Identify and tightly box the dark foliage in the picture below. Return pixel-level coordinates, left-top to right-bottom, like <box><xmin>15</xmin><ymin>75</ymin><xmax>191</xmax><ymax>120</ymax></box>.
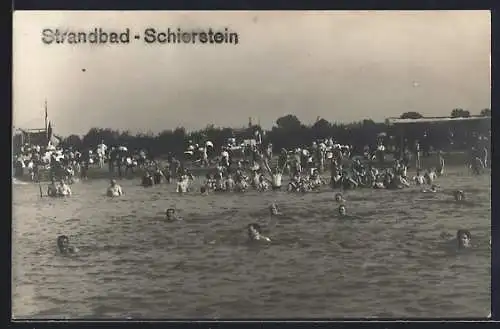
<box><xmin>32</xmin><ymin>110</ymin><xmax>491</xmax><ymax>158</ymax></box>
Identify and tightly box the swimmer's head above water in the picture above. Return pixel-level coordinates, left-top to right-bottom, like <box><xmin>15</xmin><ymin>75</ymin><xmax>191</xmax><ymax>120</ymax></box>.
<box><xmin>338</xmin><ymin>204</ymin><xmax>347</xmax><ymax>216</ymax></box>
<box><xmin>269</xmin><ymin>203</ymin><xmax>280</xmax><ymax>216</ymax></box>
<box><xmin>57</xmin><ymin>235</ymin><xmax>77</xmax><ymax>254</ymax></box>
<box><xmin>334</xmin><ymin>192</ymin><xmax>344</xmax><ymax>202</ymax></box>
<box><xmin>110</xmin><ymin>179</ymin><xmax>117</xmax><ymax>187</ymax></box>
<box><xmin>57</xmin><ymin>235</ymin><xmax>69</xmax><ymax>253</ymax></box>
<box><xmin>247</xmin><ymin>223</ymin><xmax>270</xmax><ymax>242</ymax></box>
<box><xmin>454</xmin><ymin>190</ymin><xmax>465</xmax><ymax>202</ymax></box>
<box><xmin>456</xmin><ymin>229</ymin><xmax>471</xmax><ymax>249</ymax></box>
<box><xmin>165</xmin><ymin>208</ymin><xmax>176</xmax><ymax>221</ymax></box>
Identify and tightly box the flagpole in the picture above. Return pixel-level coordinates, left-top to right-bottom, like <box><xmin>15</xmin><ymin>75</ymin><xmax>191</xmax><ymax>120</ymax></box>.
<box><xmin>44</xmin><ymin>99</ymin><xmax>48</xmax><ymax>139</ymax></box>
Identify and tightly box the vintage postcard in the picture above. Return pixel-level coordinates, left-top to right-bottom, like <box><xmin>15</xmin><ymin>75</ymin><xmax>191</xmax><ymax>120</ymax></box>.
<box><xmin>12</xmin><ymin>10</ymin><xmax>491</xmax><ymax>319</ymax></box>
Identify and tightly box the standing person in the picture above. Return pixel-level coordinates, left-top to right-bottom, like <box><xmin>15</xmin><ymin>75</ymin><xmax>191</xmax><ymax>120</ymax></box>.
<box><xmin>479</xmin><ymin>135</ymin><xmax>489</xmax><ymax>168</ymax></box>
<box><xmin>264</xmin><ymin>157</ymin><xmax>283</xmax><ymax>191</ymax></box>
<box><xmin>415</xmin><ymin>140</ymin><xmax>421</xmax><ymax>170</ymax></box>
<box><xmin>81</xmin><ymin>148</ymin><xmax>91</xmax><ymax>180</ymax></box>
<box><xmin>97</xmin><ymin>140</ymin><xmax>107</xmax><ymax>168</ymax></box>
<box><xmin>266</xmin><ymin>143</ymin><xmax>273</xmax><ymax>160</ymax></box>
<box><xmin>376</xmin><ymin>142</ymin><xmax>385</xmax><ymax>164</ymax></box>
<box><xmin>402</xmin><ymin>147</ymin><xmax>412</xmax><ymax>168</ymax></box>
<box><xmin>221</xmin><ymin>148</ymin><xmax>230</xmax><ymax>168</ymax></box>
<box><xmin>277</xmin><ymin>149</ymin><xmax>288</xmax><ymax>175</ymax></box>
<box><xmin>201</xmin><ymin>145</ymin><xmax>209</xmax><ymax>167</ymax></box>
<box><xmin>363</xmin><ymin>145</ymin><xmax>371</xmax><ymax>160</ymax></box>
<box><xmin>422</xmin><ymin>131</ymin><xmax>430</xmax><ymax>157</ymax></box>
<box><xmin>108</xmin><ymin>147</ymin><xmax>115</xmax><ymax>173</ymax></box>
<box><xmin>32</xmin><ymin>158</ymin><xmax>40</xmax><ymax>182</ymax></box>
<box><xmin>436</xmin><ymin>150</ymin><xmax>445</xmax><ymax>176</ymax></box>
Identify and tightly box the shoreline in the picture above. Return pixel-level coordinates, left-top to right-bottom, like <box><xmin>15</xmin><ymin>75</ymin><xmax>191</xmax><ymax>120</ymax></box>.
<box><xmin>12</xmin><ymin>151</ymin><xmax>480</xmax><ymax>183</ymax></box>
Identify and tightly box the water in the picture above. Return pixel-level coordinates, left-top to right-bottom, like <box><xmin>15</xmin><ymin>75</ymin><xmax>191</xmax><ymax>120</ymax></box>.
<box><xmin>12</xmin><ymin>167</ymin><xmax>491</xmax><ymax>319</ymax></box>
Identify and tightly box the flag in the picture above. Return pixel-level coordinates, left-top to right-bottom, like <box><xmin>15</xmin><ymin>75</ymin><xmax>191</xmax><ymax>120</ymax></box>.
<box><xmin>44</xmin><ymin>99</ymin><xmax>48</xmax><ymax>131</ymax></box>
<box><xmin>47</xmin><ymin>121</ymin><xmax>53</xmax><ymax>143</ymax></box>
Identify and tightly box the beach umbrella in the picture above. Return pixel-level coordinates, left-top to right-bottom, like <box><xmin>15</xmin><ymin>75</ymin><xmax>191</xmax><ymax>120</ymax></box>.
<box><xmin>118</xmin><ymin>146</ymin><xmax>128</xmax><ymax>152</ymax></box>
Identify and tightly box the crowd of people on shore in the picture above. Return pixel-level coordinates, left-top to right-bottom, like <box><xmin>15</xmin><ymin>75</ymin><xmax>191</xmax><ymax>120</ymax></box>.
<box><xmin>14</xmin><ymin>130</ymin><xmax>490</xmax><ymax>198</ymax></box>
<box><xmin>12</xmin><ymin>141</ymin><xmax>155</xmax><ymax>183</ymax></box>
<box><xmin>13</xmin><ymin>128</ymin><xmax>490</xmax><ymax>186</ymax></box>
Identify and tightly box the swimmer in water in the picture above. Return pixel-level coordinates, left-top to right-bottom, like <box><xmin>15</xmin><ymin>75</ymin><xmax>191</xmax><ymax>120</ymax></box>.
<box><xmin>454</xmin><ymin>190</ymin><xmax>465</xmax><ymax>202</ymax></box>
<box><xmin>424</xmin><ymin>169</ymin><xmax>437</xmax><ymax>185</ymax></box>
<box><xmin>338</xmin><ymin>204</ymin><xmax>347</xmax><ymax>217</ymax></box>
<box><xmin>413</xmin><ymin>170</ymin><xmax>425</xmax><ymax>186</ymax></box>
<box><xmin>334</xmin><ymin>192</ymin><xmax>344</xmax><ymax>203</ymax></box>
<box><xmin>200</xmin><ymin>186</ymin><xmax>208</xmax><ymax>195</ymax></box>
<box><xmin>269</xmin><ymin>203</ymin><xmax>281</xmax><ymax>216</ymax></box>
<box><xmin>421</xmin><ymin>184</ymin><xmax>439</xmax><ymax>193</ymax></box>
<box><xmin>57</xmin><ymin>179</ymin><xmax>72</xmax><ymax>197</ymax></box>
<box><xmin>456</xmin><ymin>229</ymin><xmax>471</xmax><ymax>249</ymax></box>
<box><xmin>165</xmin><ymin>208</ymin><xmax>182</xmax><ymax>221</ymax></box>
<box><xmin>153</xmin><ymin>166</ymin><xmax>165</xmax><ymax>185</ymax></box>
<box><xmin>247</xmin><ymin>223</ymin><xmax>271</xmax><ymax>242</ymax></box>
<box><xmin>106</xmin><ymin>179</ymin><xmax>123</xmax><ymax>197</ymax></box>
<box><xmin>57</xmin><ymin>235</ymin><xmax>78</xmax><ymax>254</ymax></box>
<box><xmin>142</xmin><ymin>172</ymin><xmax>154</xmax><ymax>187</ymax></box>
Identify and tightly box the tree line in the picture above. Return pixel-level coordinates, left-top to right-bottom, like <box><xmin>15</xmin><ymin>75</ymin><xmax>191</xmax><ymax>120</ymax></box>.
<box><xmin>57</xmin><ymin>108</ymin><xmax>490</xmax><ymax>157</ymax></box>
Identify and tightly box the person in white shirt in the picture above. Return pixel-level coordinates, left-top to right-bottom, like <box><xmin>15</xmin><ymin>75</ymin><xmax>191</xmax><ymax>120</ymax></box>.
<box><xmin>221</xmin><ymin>149</ymin><xmax>230</xmax><ymax>168</ymax></box>
<box><xmin>413</xmin><ymin>170</ymin><xmax>425</xmax><ymax>185</ymax></box>
<box><xmin>57</xmin><ymin>179</ymin><xmax>72</xmax><ymax>197</ymax></box>
<box><xmin>97</xmin><ymin>141</ymin><xmax>107</xmax><ymax>168</ymax></box>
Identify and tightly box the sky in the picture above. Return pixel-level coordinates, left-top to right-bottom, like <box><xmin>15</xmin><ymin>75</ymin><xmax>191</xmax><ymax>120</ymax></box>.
<box><xmin>13</xmin><ymin>11</ymin><xmax>491</xmax><ymax>137</ymax></box>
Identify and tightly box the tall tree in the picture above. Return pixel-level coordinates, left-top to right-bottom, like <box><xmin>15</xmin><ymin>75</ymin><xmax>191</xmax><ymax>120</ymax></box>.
<box><xmin>276</xmin><ymin>114</ymin><xmax>302</xmax><ymax>130</ymax></box>
<box><xmin>450</xmin><ymin>108</ymin><xmax>471</xmax><ymax>118</ymax></box>
<box><xmin>479</xmin><ymin>108</ymin><xmax>491</xmax><ymax>117</ymax></box>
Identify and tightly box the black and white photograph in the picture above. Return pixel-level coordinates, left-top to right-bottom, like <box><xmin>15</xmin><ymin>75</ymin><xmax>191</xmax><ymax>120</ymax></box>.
<box><xmin>12</xmin><ymin>10</ymin><xmax>491</xmax><ymax>319</ymax></box>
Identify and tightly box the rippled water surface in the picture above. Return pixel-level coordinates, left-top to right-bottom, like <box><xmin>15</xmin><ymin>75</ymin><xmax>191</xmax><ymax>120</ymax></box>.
<box><xmin>12</xmin><ymin>167</ymin><xmax>491</xmax><ymax>319</ymax></box>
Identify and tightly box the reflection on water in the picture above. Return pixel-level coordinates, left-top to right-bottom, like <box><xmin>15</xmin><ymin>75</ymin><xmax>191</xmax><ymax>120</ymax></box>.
<box><xmin>12</xmin><ymin>168</ymin><xmax>490</xmax><ymax>319</ymax></box>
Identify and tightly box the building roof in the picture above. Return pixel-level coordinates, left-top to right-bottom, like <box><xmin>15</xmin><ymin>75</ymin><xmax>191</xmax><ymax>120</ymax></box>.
<box><xmin>387</xmin><ymin>116</ymin><xmax>491</xmax><ymax>125</ymax></box>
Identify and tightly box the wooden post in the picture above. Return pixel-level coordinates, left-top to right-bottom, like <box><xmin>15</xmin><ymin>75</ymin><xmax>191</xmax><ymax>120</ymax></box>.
<box><xmin>44</xmin><ymin>99</ymin><xmax>48</xmax><ymax>140</ymax></box>
<box><xmin>400</xmin><ymin>125</ymin><xmax>404</xmax><ymax>160</ymax></box>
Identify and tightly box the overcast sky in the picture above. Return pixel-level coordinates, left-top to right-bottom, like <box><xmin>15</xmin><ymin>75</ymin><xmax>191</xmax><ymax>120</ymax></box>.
<box><xmin>13</xmin><ymin>11</ymin><xmax>490</xmax><ymax>137</ymax></box>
